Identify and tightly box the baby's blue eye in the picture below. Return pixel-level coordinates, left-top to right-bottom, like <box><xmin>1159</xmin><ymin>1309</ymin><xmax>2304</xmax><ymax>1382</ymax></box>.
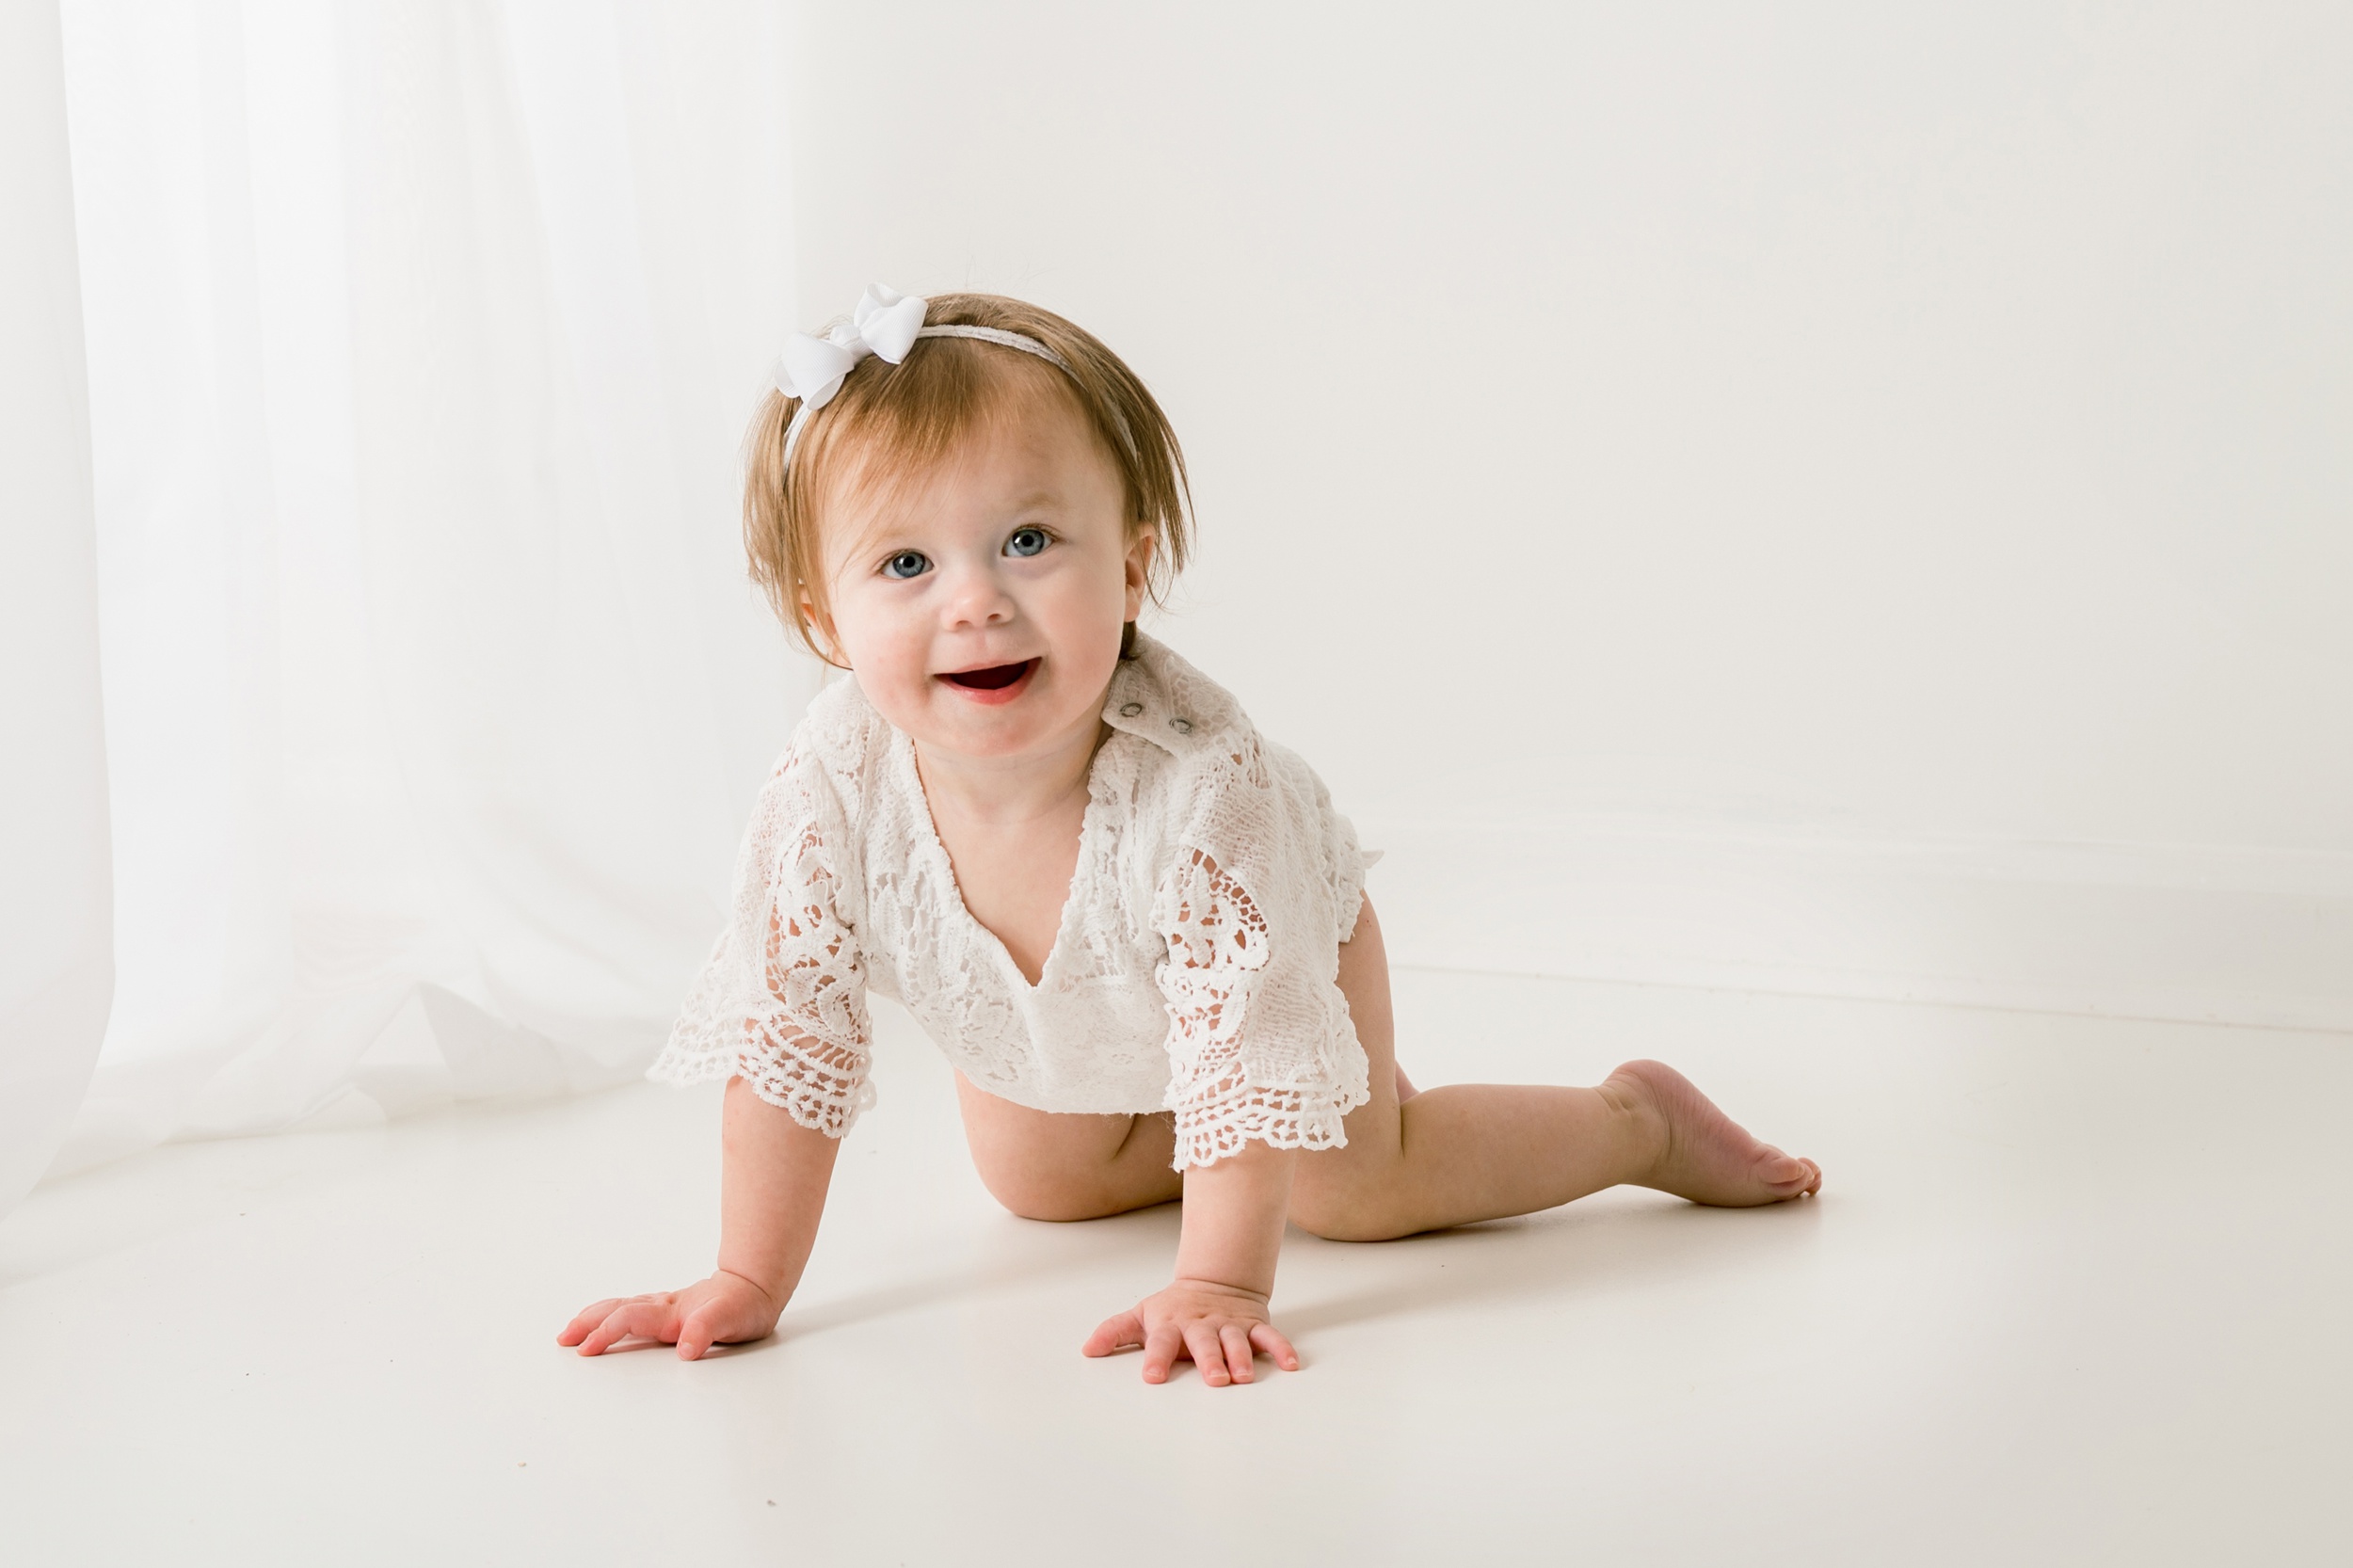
<box><xmin>1005</xmin><ymin>527</ymin><xmax>1049</xmax><ymax>558</ymax></box>
<box><xmin>881</xmin><ymin>550</ymin><xmax>931</xmax><ymax>580</ymax></box>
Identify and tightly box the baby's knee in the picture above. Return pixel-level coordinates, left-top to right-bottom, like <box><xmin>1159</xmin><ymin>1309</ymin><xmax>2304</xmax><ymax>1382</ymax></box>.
<box><xmin>1288</xmin><ymin>1173</ymin><xmax>1417</xmax><ymax>1243</ymax></box>
<box><xmin>980</xmin><ymin>1168</ymin><xmax>1127</xmax><ymax>1224</ymax></box>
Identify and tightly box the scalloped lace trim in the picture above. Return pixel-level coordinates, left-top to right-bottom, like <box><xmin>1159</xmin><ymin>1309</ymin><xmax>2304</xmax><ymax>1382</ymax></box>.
<box><xmin>1160</xmin><ymin>846</ymin><xmax>1368</xmax><ymax>1169</ymax></box>
<box><xmin>648</xmin><ymin>767</ymin><xmax>873</xmax><ymax>1136</ymax></box>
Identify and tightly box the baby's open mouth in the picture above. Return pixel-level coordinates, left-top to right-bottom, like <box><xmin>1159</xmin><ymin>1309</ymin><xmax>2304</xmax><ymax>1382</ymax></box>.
<box><xmin>938</xmin><ymin>659</ymin><xmax>1037</xmax><ymax>691</ymax></box>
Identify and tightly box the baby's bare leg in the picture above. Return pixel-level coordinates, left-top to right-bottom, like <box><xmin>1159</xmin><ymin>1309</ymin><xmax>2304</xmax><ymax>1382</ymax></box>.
<box><xmin>955</xmin><ymin>1073</ymin><xmax>1182</xmax><ymax>1221</ymax></box>
<box><xmin>1288</xmin><ymin>897</ymin><xmax>1821</xmax><ymax>1242</ymax></box>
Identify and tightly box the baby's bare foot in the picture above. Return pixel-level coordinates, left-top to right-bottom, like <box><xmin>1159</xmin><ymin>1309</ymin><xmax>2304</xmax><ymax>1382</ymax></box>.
<box><xmin>1606</xmin><ymin>1060</ymin><xmax>1822</xmax><ymax>1206</ymax></box>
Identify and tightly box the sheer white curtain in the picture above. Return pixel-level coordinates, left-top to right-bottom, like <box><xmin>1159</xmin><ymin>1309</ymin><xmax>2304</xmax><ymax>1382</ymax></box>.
<box><xmin>0</xmin><ymin>0</ymin><xmax>112</xmax><ymax>1219</ymax></box>
<box><xmin>7</xmin><ymin>0</ymin><xmax>809</xmax><ymax>1201</ymax></box>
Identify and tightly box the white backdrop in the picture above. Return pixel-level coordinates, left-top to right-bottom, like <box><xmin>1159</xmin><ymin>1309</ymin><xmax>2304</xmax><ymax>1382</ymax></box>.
<box><xmin>29</xmin><ymin>0</ymin><xmax>811</xmax><ymax>1183</ymax></box>
<box><xmin>0</xmin><ymin>0</ymin><xmax>112</xmax><ymax>1218</ymax></box>
<box><xmin>789</xmin><ymin>0</ymin><xmax>2353</xmax><ymax>1029</ymax></box>
<box><xmin>9</xmin><ymin>0</ymin><xmax>2349</xmax><ymax>1210</ymax></box>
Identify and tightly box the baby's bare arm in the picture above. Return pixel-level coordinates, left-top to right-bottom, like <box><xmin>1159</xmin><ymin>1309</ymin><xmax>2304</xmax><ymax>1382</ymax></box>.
<box><xmin>1083</xmin><ymin>1141</ymin><xmax>1302</xmax><ymax>1385</ymax></box>
<box><xmin>559</xmin><ymin>1077</ymin><xmax>840</xmax><ymax>1360</ymax></box>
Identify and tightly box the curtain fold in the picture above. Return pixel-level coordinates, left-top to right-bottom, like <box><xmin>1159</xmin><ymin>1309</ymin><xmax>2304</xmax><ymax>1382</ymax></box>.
<box><xmin>0</xmin><ymin>0</ymin><xmax>114</xmax><ymax>1219</ymax></box>
<box><xmin>25</xmin><ymin>0</ymin><xmax>806</xmax><ymax>1187</ymax></box>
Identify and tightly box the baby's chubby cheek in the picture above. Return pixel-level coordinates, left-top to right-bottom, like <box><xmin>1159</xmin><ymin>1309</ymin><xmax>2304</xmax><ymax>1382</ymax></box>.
<box><xmin>824</xmin><ymin>610</ymin><xmax>936</xmax><ymax>721</ymax></box>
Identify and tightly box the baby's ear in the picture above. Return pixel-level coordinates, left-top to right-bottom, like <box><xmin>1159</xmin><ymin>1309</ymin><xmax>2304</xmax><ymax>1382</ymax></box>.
<box><xmin>1124</xmin><ymin>525</ymin><xmax>1158</xmax><ymax>613</ymax></box>
<box><xmin>798</xmin><ymin>588</ymin><xmax>850</xmax><ymax>670</ymax></box>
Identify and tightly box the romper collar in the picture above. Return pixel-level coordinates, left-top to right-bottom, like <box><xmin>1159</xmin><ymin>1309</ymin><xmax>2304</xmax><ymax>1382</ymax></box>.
<box><xmin>1099</xmin><ymin>632</ymin><xmax>1235</xmax><ymax>757</ymax></box>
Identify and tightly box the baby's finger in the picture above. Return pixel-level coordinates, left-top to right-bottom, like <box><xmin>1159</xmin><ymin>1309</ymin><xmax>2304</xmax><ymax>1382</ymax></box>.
<box><xmin>1218</xmin><ymin>1323</ymin><xmax>1257</xmax><ymax>1384</ymax></box>
<box><xmin>1083</xmin><ymin>1310</ymin><xmax>1146</xmax><ymax>1358</ymax></box>
<box><xmin>557</xmin><ymin>1297</ymin><xmax>627</xmax><ymax>1345</ymax></box>
<box><xmin>575</xmin><ymin>1308</ymin><xmax>637</xmax><ymax>1356</ymax></box>
<box><xmin>1248</xmin><ymin>1321</ymin><xmax>1300</xmax><ymax>1372</ymax></box>
<box><xmin>1141</xmin><ymin>1323</ymin><xmax>1185</xmax><ymax>1384</ymax></box>
<box><xmin>677</xmin><ymin>1308</ymin><xmax>719</xmax><ymax>1362</ymax></box>
<box><xmin>1182</xmin><ymin>1320</ymin><xmax>1232</xmax><ymax>1387</ymax></box>
<box><xmin>577</xmin><ymin>1300</ymin><xmax>677</xmax><ymax>1356</ymax></box>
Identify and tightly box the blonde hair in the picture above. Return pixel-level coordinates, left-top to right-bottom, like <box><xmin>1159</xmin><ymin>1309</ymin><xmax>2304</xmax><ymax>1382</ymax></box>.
<box><xmin>743</xmin><ymin>292</ymin><xmax>1192</xmax><ymax>660</ymax></box>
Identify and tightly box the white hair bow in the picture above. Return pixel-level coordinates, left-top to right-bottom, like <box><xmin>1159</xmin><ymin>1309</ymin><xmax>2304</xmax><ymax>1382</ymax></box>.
<box><xmin>770</xmin><ymin>283</ymin><xmax>1078</xmax><ymax>468</ymax></box>
<box><xmin>772</xmin><ymin>283</ymin><xmax>929</xmax><ymax>411</ymax></box>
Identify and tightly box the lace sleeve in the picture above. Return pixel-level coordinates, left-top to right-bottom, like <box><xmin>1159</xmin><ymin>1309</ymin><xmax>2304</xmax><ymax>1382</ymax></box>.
<box><xmin>648</xmin><ymin>746</ymin><xmax>874</xmax><ymax>1136</ymax></box>
<box><xmin>1153</xmin><ymin>740</ymin><xmax>1372</xmax><ymax>1169</ymax></box>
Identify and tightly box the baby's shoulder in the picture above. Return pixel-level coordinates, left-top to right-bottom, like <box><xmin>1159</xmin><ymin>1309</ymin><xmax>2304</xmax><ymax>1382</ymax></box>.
<box><xmin>760</xmin><ymin>674</ymin><xmax>893</xmax><ymax>823</ymax></box>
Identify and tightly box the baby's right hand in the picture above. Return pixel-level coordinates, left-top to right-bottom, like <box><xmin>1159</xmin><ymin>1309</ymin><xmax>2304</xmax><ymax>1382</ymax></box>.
<box><xmin>558</xmin><ymin>1270</ymin><xmax>781</xmax><ymax>1361</ymax></box>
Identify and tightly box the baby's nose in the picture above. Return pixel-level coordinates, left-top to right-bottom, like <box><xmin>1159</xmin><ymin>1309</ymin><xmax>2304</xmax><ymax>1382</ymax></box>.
<box><xmin>940</xmin><ymin>564</ymin><xmax>1017</xmax><ymax>626</ymax></box>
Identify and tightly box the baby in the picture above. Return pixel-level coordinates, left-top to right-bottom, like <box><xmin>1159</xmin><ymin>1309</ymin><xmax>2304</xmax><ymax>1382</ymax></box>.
<box><xmin>560</xmin><ymin>287</ymin><xmax>1821</xmax><ymax>1386</ymax></box>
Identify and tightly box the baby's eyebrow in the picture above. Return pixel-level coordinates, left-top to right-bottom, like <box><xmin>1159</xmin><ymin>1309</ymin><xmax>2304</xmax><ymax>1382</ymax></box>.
<box><xmin>830</xmin><ymin>488</ymin><xmax>1070</xmax><ymax>566</ymax></box>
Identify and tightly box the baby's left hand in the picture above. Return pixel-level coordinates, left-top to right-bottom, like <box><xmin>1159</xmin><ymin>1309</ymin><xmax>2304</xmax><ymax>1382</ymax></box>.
<box><xmin>1082</xmin><ymin>1278</ymin><xmax>1300</xmax><ymax>1386</ymax></box>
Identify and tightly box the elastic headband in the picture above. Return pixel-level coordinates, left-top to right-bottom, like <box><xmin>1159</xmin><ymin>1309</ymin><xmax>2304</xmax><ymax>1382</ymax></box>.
<box><xmin>772</xmin><ymin>284</ymin><xmax>1073</xmax><ymax>468</ymax></box>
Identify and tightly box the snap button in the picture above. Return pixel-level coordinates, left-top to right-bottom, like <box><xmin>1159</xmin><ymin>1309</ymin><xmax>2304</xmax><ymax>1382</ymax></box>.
<box><xmin>1119</xmin><ymin>702</ymin><xmax>1144</xmax><ymax>717</ymax></box>
<box><xmin>1171</xmin><ymin>717</ymin><xmax>1193</xmax><ymax>733</ymax></box>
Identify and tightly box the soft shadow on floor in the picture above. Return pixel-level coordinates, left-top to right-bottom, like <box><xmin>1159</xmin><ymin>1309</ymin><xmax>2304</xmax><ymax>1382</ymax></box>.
<box><xmin>772</xmin><ymin>1198</ymin><xmax>1187</xmax><ymax>1339</ymax></box>
<box><xmin>1276</xmin><ymin>1190</ymin><xmax>1828</xmax><ymax>1336</ymax></box>
<box><xmin>729</xmin><ymin>1186</ymin><xmax>1829</xmax><ymax>1349</ymax></box>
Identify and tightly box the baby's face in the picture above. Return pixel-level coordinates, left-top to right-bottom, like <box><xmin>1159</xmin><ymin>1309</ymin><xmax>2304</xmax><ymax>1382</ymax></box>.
<box><xmin>814</xmin><ymin>389</ymin><xmax>1152</xmax><ymax>765</ymax></box>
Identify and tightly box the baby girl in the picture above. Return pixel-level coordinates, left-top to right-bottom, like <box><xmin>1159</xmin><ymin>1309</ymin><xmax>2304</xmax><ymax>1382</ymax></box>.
<box><xmin>559</xmin><ymin>287</ymin><xmax>1821</xmax><ymax>1385</ymax></box>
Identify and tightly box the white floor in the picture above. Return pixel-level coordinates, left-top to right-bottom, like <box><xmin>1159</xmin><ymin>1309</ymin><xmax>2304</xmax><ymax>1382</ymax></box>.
<box><xmin>3</xmin><ymin>969</ymin><xmax>2346</xmax><ymax>1566</ymax></box>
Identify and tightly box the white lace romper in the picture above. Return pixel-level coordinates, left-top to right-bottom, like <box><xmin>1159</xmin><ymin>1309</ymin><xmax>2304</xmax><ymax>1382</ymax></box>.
<box><xmin>648</xmin><ymin>632</ymin><xmax>1376</xmax><ymax>1168</ymax></box>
